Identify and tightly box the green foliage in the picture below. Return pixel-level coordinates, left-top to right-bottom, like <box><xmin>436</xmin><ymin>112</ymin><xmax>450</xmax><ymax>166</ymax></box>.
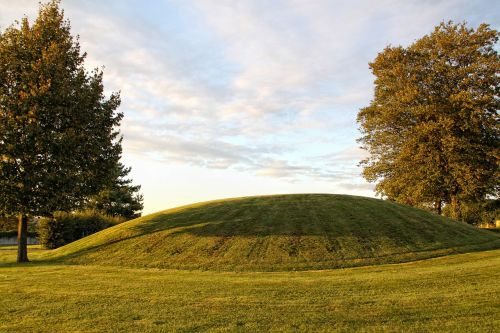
<box><xmin>0</xmin><ymin>1</ymin><xmax>122</xmax><ymax>216</ymax></box>
<box><xmin>443</xmin><ymin>199</ymin><xmax>499</xmax><ymax>226</ymax></box>
<box><xmin>357</xmin><ymin>22</ymin><xmax>499</xmax><ymax>219</ymax></box>
<box><xmin>1</xmin><ymin>246</ymin><xmax>500</xmax><ymax>332</ymax></box>
<box><xmin>85</xmin><ymin>162</ymin><xmax>143</xmax><ymax>220</ymax></box>
<box><xmin>0</xmin><ymin>1</ymin><xmax>123</xmax><ymax>260</ymax></box>
<box><xmin>0</xmin><ymin>216</ymin><xmax>37</xmax><ymax>233</ymax></box>
<box><xmin>0</xmin><ymin>230</ymin><xmax>17</xmax><ymax>238</ymax></box>
<box><xmin>0</xmin><ymin>216</ymin><xmax>16</xmax><ymax>231</ymax></box>
<box><xmin>37</xmin><ymin>210</ymin><xmax>124</xmax><ymax>249</ymax></box>
<box><xmin>0</xmin><ymin>230</ymin><xmax>37</xmax><ymax>238</ymax></box>
<box><xmin>41</xmin><ymin>194</ymin><xmax>500</xmax><ymax>270</ymax></box>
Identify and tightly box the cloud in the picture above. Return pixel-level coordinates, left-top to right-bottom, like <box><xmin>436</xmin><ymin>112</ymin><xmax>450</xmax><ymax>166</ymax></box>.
<box><xmin>255</xmin><ymin>160</ymin><xmax>309</xmax><ymax>179</ymax></box>
<box><xmin>336</xmin><ymin>182</ymin><xmax>375</xmax><ymax>192</ymax></box>
<box><xmin>319</xmin><ymin>146</ymin><xmax>369</xmax><ymax>164</ymax></box>
<box><xmin>1</xmin><ymin>0</ymin><xmax>498</xmax><ymax>187</ymax></box>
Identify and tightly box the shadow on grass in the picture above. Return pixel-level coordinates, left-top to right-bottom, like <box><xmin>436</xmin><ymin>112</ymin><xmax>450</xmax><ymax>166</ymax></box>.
<box><xmin>23</xmin><ymin>194</ymin><xmax>500</xmax><ymax>266</ymax></box>
<box><xmin>128</xmin><ymin>194</ymin><xmax>499</xmax><ymax>249</ymax></box>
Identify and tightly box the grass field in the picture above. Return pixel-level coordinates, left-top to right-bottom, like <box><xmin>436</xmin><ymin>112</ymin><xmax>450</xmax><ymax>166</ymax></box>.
<box><xmin>1</xmin><ymin>245</ymin><xmax>500</xmax><ymax>332</ymax></box>
<box><xmin>3</xmin><ymin>195</ymin><xmax>499</xmax><ymax>331</ymax></box>
<box><xmin>41</xmin><ymin>194</ymin><xmax>500</xmax><ymax>270</ymax></box>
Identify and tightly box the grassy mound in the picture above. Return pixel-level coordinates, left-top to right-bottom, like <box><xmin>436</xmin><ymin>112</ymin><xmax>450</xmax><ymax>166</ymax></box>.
<box><xmin>42</xmin><ymin>194</ymin><xmax>500</xmax><ymax>270</ymax></box>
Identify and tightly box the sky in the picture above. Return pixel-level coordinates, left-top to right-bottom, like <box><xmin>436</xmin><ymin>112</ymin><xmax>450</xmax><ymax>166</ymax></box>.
<box><xmin>1</xmin><ymin>0</ymin><xmax>499</xmax><ymax>214</ymax></box>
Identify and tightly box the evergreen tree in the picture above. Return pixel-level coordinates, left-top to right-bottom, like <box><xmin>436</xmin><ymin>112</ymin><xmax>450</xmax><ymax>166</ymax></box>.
<box><xmin>0</xmin><ymin>1</ymin><xmax>122</xmax><ymax>262</ymax></box>
<box><xmin>357</xmin><ymin>22</ymin><xmax>499</xmax><ymax>220</ymax></box>
<box><xmin>85</xmin><ymin>162</ymin><xmax>144</xmax><ymax>220</ymax></box>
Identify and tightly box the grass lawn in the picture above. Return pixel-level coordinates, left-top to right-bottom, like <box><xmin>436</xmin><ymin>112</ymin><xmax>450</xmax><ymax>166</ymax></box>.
<box><xmin>1</xmin><ymin>245</ymin><xmax>499</xmax><ymax>332</ymax></box>
<box><xmin>42</xmin><ymin>194</ymin><xmax>500</xmax><ymax>271</ymax></box>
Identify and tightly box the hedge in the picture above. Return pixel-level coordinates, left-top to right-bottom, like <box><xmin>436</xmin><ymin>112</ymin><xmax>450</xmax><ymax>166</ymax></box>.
<box><xmin>37</xmin><ymin>211</ymin><xmax>124</xmax><ymax>249</ymax></box>
<box><xmin>0</xmin><ymin>230</ymin><xmax>37</xmax><ymax>238</ymax></box>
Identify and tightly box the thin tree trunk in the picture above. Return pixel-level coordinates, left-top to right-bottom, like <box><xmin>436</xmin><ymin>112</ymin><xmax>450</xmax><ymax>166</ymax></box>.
<box><xmin>434</xmin><ymin>200</ymin><xmax>442</xmax><ymax>215</ymax></box>
<box><xmin>450</xmin><ymin>195</ymin><xmax>460</xmax><ymax>221</ymax></box>
<box><xmin>17</xmin><ymin>214</ymin><xmax>29</xmax><ymax>263</ymax></box>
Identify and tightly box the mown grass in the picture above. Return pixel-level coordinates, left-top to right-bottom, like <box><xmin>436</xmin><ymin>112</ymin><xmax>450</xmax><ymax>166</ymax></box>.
<box><xmin>0</xmin><ymin>245</ymin><xmax>46</xmax><ymax>264</ymax></box>
<box><xmin>1</xmin><ymin>245</ymin><xmax>499</xmax><ymax>332</ymax></box>
<box><xmin>41</xmin><ymin>194</ymin><xmax>500</xmax><ymax>271</ymax></box>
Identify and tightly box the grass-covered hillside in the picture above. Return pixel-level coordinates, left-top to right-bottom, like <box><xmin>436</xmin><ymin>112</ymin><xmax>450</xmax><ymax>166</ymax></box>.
<box><xmin>42</xmin><ymin>194</ymin><xmax>500</xmax><ymax>270</ymax></box>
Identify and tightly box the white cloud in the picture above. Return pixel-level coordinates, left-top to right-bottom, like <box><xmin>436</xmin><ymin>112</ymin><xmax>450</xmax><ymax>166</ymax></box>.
<box><xmin>1</xmin><ymin>0</ymin><xmax>498</xmax><ymax>188</ymax></box>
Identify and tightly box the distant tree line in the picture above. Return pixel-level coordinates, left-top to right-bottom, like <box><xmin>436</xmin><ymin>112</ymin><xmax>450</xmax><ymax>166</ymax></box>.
<box><xmin>358</xmin><ymin>22</ymin><xmax>499</xmax><ymax>225</ymax></box>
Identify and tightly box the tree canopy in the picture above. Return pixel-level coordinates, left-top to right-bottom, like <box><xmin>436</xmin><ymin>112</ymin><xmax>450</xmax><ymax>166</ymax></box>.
<box><xmin>357</xmin><ymin>22</ymin><xmax>499</xmax><ymax>220</ymax></box>
<box><xmin>0</xmin><ymin>1</ymin><xmax>123</xmax><ymax>261</ymax></box>
<box><xmin>85</xmin><ymin>162</ymin><xmax>144</xmax><ymax>220</ymax></box>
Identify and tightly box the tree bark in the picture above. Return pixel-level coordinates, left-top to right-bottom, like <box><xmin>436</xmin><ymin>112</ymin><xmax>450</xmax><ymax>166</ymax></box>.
<box><xmin>450</xmin><ymin>195</ymin><xmax>460</xmax><ymax>221</ymax></box>
<box><xmin>17</xmin><ymin>214</ymin><xmax>29</xmax><ymax>263</ymax></box>
<box><xmin>434</xmin><ymin>200</ymin><xmax>442</xmax><ymax>215</ymax></box>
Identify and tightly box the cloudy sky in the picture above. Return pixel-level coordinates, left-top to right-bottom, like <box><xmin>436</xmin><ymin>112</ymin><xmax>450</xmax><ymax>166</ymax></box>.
<box><xmin>1</xmin><ymin>0</ymin><xmax>498</xmax><ymax>214</ymax></box>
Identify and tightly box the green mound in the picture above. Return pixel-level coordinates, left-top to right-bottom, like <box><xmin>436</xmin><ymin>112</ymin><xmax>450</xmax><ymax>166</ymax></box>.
<box><xmin>43</xmin><ymin>194</ymin><xmax>500</xmax><ymax>270</ymax></box>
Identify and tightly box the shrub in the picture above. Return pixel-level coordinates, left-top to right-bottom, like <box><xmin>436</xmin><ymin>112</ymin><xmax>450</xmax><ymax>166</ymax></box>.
<box><xmin>38</xmin><ymin>211</ymin><xmax>124</xmax><ymax>249</ymax></box>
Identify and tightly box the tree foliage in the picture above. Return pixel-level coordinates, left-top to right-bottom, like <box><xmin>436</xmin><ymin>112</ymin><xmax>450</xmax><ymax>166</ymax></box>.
<box><xmin>37</xmin><ymin>210</ymin><xmax>124</xmax><ymax>249</ymax></box>
<box><xmin>0</xmin><ymin>1</ymin><xmax>122</xmax><ymax>261</ymax></box>
<box><xmin>357</xmin><ymin>22</ymin><xmax>499</xmax><ymax>220</ymax></box>
<box><xmin>85</xmin><ymin>162</ymin><xmax>144</xmax><ymax>220</ymax></box>
<box><xmin>443</xmin><ymin>199</ymin><xmax>499</xmax><ymax>226</ymax></box>
<box><xmin>0</xmin><ymin>216</ymin><xmax>17</xmax><ymax>232</ymax></box>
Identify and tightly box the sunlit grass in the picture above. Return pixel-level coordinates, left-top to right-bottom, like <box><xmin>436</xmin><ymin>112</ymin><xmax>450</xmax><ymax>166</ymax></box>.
<box><xmin>39</xmin><ymin>194</ymin><xmax>500</xmax><ymax>271</ymax></box>
<box><xmin>1</xmin><ymin>246</ymin><xmax>499</xmax><ymax>332</ymax></box>
<box><xmin>3</xmin><ymin>194</ymin><xmax>499</xmax><ymax>331</ymax></box>
<box><xmin>0</xmin><ymin>245</ymin><xmax>45</xmax><ymax>264</ymax></box>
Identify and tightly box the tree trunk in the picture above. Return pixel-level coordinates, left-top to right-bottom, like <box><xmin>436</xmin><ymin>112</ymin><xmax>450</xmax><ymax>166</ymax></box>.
<box><xmin>17</xmin><ymin>214</ymin><xmax>29</xmax><ymax>263</ymax></box>
<box><xmin>434</xmin><ymin>200</ymin><xmax>442</xmax><ymax>215</ymax></box>
<box><xmin>450</xmin><ymin>195</ymin><xmax>460</xmax><ymax>221</ymax></box>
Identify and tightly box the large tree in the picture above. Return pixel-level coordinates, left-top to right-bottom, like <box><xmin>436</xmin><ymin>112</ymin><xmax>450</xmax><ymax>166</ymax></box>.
<box><xmin>357</xmin><ymin>22</ymin><xmax>499</xmax><ymax>219</ymax></box>
<box><xmin>0</xmin><ymin>1</ymin><xmax>122</xmax><ymax>262</ymax></box>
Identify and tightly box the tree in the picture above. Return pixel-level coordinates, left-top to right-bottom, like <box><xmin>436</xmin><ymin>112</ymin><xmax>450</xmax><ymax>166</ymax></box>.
<box><xmin>0</xmin><ymin>1</ymin><xmax>122</xmax><ymax>262</ymax></box>
<box><xmin>442</xmin><ymin>199</ymin><xmax>499</xmax><ymax>226</ymax></box>
<box><xmin>357</xmin><ymin>22</ymin><xmax>499</xmax><ymax>220</ymax></box>
<box><xmin>85</xmin><ymin>162</ymin><xmax>144</xmax><ymax>220</ymax></box>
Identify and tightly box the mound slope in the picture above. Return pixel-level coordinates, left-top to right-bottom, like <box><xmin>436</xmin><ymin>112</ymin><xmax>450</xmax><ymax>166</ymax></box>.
<box><xmin>44</xmin><ymin>194</ymin><xmax>500</xmax><ymax>270</ymax></box>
